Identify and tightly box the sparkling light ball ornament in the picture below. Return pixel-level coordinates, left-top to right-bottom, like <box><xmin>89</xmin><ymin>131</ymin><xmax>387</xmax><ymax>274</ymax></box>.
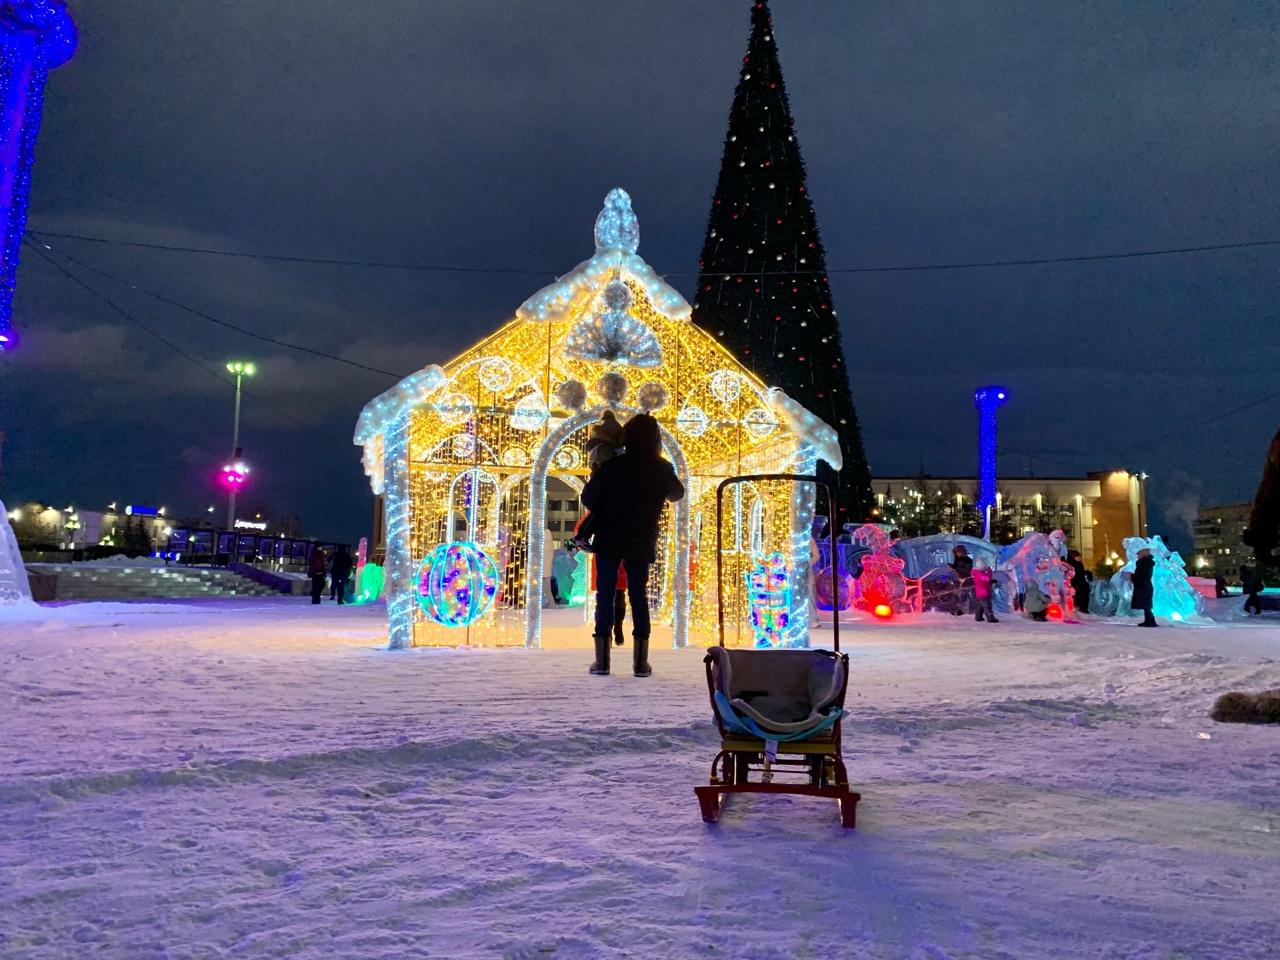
<box><xmin>602</xmin><ymin>279</ymin><xmax>633</xmax><ymax>312</ymax></box>
<box><xmin>595</xmin><ymin>371</ymin><xmax>628</xmax><ymax>404</ymax></box>
<box><xmin>636</xmin><ymin>381</ymin><xmax>668</xmax><ymax>412</ymax></box>
<box><xmin>415</xmin><ymin>541</ymin><xmax>499</xmax><ymax>627</ymax></box>
<box><xmin>554</xmin><ymin>379</ymin><xmax>587</xmax><ymax>411</ymax></box>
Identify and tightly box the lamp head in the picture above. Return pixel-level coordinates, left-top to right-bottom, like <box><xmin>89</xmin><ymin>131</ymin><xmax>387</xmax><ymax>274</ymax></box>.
<box><xmin>974</xmin><ymin>384</ymin><xmax>1008</xmax><ymax>408</ymax></box>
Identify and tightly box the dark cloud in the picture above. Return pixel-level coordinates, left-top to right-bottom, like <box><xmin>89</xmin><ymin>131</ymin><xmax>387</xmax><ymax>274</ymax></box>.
<box><xmin>5</xmin><ymin>0</ymin><xmax>1278</xmax><ymax>545</ymax></box>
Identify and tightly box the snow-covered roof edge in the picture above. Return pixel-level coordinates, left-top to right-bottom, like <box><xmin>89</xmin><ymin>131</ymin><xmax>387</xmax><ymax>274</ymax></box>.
<box><xmin>353</xmin><ymin>365</ymin><xmax>448</xmax><ymax>494</ymax></box>
<box><xmin>768</xmin><ymin>388</ymin><xmax>843</xmax><ymax>471</ymax></box>
<box><xmin>516</xmin><ymin>188</ymin><xmax>690</xmax><ymax>325</ymax></box>
<box><xmin>353</xmin><ymin>364</ymin><xmax>448</xmax><ymax>447</ymax></box>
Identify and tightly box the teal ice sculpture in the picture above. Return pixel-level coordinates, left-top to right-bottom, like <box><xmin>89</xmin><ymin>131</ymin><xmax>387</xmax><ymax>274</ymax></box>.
<box><xmin>1110</xmin><ymin>535</ymin><xmax>1202</xmax><ymax>622</ymax></box>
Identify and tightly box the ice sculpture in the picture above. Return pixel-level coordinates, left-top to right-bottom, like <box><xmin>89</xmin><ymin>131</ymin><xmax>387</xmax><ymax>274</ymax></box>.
<box><xmin>850</xmin><ymin>524</ymin><xmax>917</xmax><ymax>614</ymax></box>
<box><xmin>1109</xmin><ymin>535</ymin><xmax>1203</xmax><ymax>622</ymax></box>
<box><xmin>997</xmin><ymin>529</ymin><xmax>1075</xmax><ymax>612</ymax></box>
<box><xmin>0</xmin><ymin>500</ymin><xmax>33</xmax><ymax>605</ymax></box>
<box><xmin>893</xmin><ymin>533</ymin><xmax>1006</xmax><ymax>613</ymax></box>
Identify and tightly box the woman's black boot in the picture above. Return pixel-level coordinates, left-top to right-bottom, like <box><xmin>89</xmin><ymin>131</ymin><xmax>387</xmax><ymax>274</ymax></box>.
<box><xmin>632</xmin><ymin>635</ymin><xmax>651</xmax><ymax>678</ymax></box>
<box><xmin>589</xmin><ymin>634</ymin><xmax>610</xmax><ymax>675</ymax></box>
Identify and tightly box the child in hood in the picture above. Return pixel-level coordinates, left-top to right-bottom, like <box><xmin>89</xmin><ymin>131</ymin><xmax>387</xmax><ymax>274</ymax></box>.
<box><xmin>972</xmin><ymin>557</ymin><xmax>999</xmax><ymax>623</ymax></box>
<box><xmin>586</xmin><ymin>410</ymin><xmax>624</xmax><ymax>471</ymax></box>
<box><xmin>572</xmin><ymin>411</ymin><xmax>626</xmax><ymax>552</ymax></box>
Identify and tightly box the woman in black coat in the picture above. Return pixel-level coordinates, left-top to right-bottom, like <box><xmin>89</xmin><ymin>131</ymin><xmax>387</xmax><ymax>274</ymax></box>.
<box><xmin>1129</xmin><ymin>548</ymin><xmax>1156</xmax><ymax>627</ymax></box>
<box><xmin>1067</xmin><ymin>550</ymin><xmax>1091</xmax><ymax>614</ymax></box>
<box><xmin>580</xmin><ymin>413</ymin><xmax>684</xmax><ymax>678</ymax></box>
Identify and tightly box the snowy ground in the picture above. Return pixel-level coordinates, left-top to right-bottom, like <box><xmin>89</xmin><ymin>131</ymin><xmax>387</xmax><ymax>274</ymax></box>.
<box><xmin>2</xmin><ymin>599</ymin><xmax>1279</xmax><ymax>959</ymax></box>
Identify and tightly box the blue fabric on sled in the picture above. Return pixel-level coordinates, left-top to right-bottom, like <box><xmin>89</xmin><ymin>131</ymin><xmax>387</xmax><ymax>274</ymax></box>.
<box><xmin>714</xmin><ymin>691</ymin><xmax>845</xmax><ymax>743</ymax></box>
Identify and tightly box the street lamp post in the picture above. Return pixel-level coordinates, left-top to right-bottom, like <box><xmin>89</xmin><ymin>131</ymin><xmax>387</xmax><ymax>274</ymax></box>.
<box><xmin>225</xmin><ymin>361</ymin><xmax>255</xmax><ymax>529</ymax></box>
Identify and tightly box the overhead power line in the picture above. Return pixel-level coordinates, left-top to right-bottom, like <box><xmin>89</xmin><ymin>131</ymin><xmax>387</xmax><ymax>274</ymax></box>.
<box><xmin>23</xmin><ymin>241</ymin><xmax>315</xmax><ymax>430</ymax></box>
<box><xmin>27</xmin><ymin>228</ymin><xmax>1280</xmax><ymax>278</ymax></box>
<box><xmin>29</xmin><ymin>240</ymin><xmax>403</xmax><ymax>379</ymax></box>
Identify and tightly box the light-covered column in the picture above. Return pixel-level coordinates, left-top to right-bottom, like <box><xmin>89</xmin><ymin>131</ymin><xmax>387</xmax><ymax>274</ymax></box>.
<box><xmin>383</xmin><ymin>411</ymin><xmax>414</xmax><ymax>649</ymax></box>
<box><xmin>0</xmin><ymin>1</ymin><xmax>76</xmax><ymax>351</ymax></box>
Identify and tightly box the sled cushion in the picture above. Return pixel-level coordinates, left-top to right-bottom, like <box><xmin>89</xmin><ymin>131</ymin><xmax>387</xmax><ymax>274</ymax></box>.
<box><xmin>707</xmin><ymin>647</ymin><xmax>845</xmax><ymax>735</ymax></box>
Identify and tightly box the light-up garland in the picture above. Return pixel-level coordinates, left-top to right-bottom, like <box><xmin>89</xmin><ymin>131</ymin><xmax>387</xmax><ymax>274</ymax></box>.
<box><xmin>415</xmin><ymin>541</ymin><xmax>499</xmax><ymax>627</ymax></box>
<box><xmin>745</xmin><ymin>551</ymin><xmax>791</xmax><ymax>648</ymax></box>
<box><xmin>354</xmin><ymin>188</ymin><xmax>842</xmax><ymax>649</ymax></box>
<box><xmin>383</xmin><ymin>411</ymin><xmax>414</xmax><ymax>649</ymax></box>
<box><xmin>0</xmin><ymin>1</ymin><xmax>77</xmax><ymax>352</ymax></box>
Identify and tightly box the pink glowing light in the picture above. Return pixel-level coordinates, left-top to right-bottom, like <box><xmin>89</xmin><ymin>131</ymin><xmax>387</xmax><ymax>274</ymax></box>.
<box><xmin>220</xmin><ymin>462</ymin><xmax>248</xmax><ymax>490</ymax></box>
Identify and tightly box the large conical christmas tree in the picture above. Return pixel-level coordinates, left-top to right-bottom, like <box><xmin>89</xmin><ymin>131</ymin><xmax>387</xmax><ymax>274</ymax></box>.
<box><xmin>692</xmin><ymin>0</ymin><xmax>872</xmax><ymax>520</ymax></box>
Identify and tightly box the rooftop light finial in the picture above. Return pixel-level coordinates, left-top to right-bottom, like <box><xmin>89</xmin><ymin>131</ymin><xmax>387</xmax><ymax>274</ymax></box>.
<box><xmin>593</xmin><ymin>188</ymin><xmax>639</xmax><ymax>254</ymax></box>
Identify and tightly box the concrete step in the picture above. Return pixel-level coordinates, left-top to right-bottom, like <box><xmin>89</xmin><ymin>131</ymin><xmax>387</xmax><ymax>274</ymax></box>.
<box><xmin>24</xmin><ymin>564</ymin><xmax>286</xmax><ymax>601</ymax></box>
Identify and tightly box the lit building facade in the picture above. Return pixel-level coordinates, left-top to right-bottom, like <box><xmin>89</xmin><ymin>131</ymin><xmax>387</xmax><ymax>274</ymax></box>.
<box><xmin>1192</xmin><ymin>502</ymin><xmax>1252</xmax><ymax>579</ymax></box>
<box><xmin>871</xmin><ymin>470</ymin><xmax>1147</xmax><ymax>571</ymax></box>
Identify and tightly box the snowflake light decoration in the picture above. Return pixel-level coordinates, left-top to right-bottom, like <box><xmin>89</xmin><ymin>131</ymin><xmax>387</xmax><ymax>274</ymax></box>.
<box><xmin>676</xmin><ymin>404</ymin><xmax>709</xmax><ymax>437</ymax></box>
<box><xmin>743</xmin><ymin>408</ymin><xmax>777</xmax><ymax>439</ymax></box>
<box><xmin>478</xmin><ymin>357</ymin><xmax>514</xmax><ymax>393</ymax></box>
<box><xmin>710</xmin><ymin>369</ymin><xmax>742</xmax><ymax>404</ymax></box>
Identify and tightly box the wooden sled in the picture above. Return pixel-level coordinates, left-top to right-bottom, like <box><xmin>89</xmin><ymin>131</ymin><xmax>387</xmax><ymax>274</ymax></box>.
<box><xmin>695</xmin><ymin>474</ymin><xmax>861</xmax><ymax>829</ymax></box>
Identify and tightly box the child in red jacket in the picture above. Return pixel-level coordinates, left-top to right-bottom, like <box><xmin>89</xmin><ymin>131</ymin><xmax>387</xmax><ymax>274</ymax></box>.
<box><xmin>972</xmin><ymin>558</ymin><xmax>999</xmax><ymax>623</ymax></box>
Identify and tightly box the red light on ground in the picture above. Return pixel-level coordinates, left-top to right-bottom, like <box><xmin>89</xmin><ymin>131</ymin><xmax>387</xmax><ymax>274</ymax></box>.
<box><xmin>1046</xmin><ymin>603</ymin><xmax>1063</xmax><ymax>621</ymax></box>
<box><xmin>873</xmin><ymin>604</ymin><xmax>893</xmax><ymax>619</ymax></box>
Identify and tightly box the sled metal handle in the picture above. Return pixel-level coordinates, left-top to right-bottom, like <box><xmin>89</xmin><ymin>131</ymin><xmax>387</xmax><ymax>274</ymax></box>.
<box><xmin>715</xmin><ymin>473</ymin><xmax>840</xmax><ymax>652</ymax></box>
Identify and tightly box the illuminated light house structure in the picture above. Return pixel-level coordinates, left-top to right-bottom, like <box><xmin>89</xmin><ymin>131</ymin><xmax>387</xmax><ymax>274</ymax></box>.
<box><xmin>0</xmin><ymin>0</ymin><xmax>77</xmax><ymax>352</ymax></box>
<box><xmin>973</xmin><ymin>385</ymin><xmax>1007</xmax><ymax>540</ymax></box>
<box><xmin>355</xmin><ymin>189</ymin><xmax>841</xmax><ymax>650</ymax></box>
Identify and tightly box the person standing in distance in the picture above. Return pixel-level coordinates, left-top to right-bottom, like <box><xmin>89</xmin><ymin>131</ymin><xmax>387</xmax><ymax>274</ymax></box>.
<box><xmin>1129</xmin><ymin>547</ymin><xmax>1157</xmax><ymax>627</ymax></box>
<box><xmin>580</xmin><ymin>413</ymin><xmax>684</xmax><ymax>677</ymax></box>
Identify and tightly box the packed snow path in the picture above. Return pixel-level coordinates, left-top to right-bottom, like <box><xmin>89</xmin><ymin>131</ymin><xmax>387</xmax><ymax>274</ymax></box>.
<box><xmin>2</xmin><ymin>600</ymin><xmax>1279</xmax><ymax>959</ymax></box>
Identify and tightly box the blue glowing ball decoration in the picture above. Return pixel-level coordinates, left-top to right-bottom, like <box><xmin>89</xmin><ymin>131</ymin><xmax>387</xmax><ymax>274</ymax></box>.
<box><xmin>415</xmin><ymin>541</ymin><xmax>499</xmax><ymax>627</ymax></box>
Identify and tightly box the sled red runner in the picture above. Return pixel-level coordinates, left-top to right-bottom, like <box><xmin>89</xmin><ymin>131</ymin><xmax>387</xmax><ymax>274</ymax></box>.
<box><xmin>694</xmin><ymin>474</ymin><xmax>861</xmax><ymax>828</ymax></box>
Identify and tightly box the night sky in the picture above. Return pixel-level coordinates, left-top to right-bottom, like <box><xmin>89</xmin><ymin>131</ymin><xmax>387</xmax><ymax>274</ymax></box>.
<box><xmin>4</xmin><ymin>0</ymin><xmax>1277</xmax><ymax>548</ymax></box>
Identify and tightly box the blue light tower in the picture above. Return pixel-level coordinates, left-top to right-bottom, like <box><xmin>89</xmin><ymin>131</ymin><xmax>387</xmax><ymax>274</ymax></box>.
<box><xmin>973</xmin><ymin>385</ymin><xmax>1007</xmax><ymax>540</ymax></box>
<box><xmin>0</xmin><ymin>1</ymin><xmax>77</xmax><ymax>352</ymax></box>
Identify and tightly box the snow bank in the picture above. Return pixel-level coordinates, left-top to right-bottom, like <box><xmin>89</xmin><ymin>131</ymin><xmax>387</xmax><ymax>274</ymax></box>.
<box><xmin>1</xmin><ymin>598</ymin><xmax>1278</xmax><ymax>958</ymax></box>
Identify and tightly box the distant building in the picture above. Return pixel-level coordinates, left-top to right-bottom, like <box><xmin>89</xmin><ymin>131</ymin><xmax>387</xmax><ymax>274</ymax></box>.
<box><xmin>870</xmin><ymin>470</ymin><xmax>1148</xmax><ymax>571</ymax></box>
<box><xmin>9</xmin><ymin>500</ymin><xmax>337</xmax><ymax>567</ymax></box>
<box><xmin>7</xmin><ymin>502</ymin><xmax>171</xmax><ymax>552</ymax></box>
<box><xmin>1192</xmin><ymin>502</ymin><xmax>1252</xmax><ymax>579</ymax></box>
<box><xmin>544</xmin><ymin>477</ymin><xmax>581</xmax><ymax>540</ymax></box>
